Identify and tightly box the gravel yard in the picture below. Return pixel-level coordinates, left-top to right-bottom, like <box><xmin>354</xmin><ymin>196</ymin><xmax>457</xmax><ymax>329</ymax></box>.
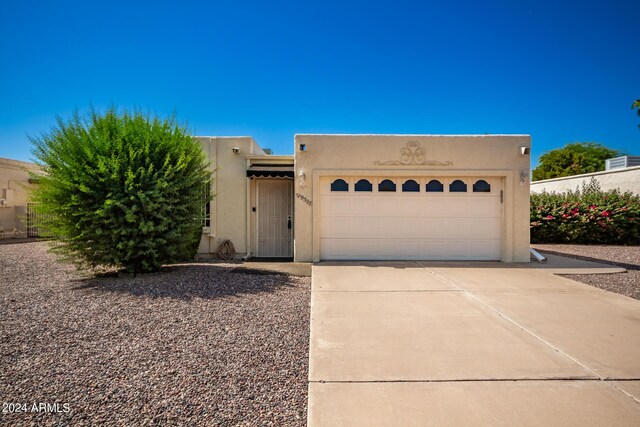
<box><xmin>533</xmin><ymin>244</ymin><xmax>640</xmax><ymax>301</ymax></box>
<box><xmin>0</xmin><ymin>242</ymin><xmax>311</xmax><ymax>426</ymax></box>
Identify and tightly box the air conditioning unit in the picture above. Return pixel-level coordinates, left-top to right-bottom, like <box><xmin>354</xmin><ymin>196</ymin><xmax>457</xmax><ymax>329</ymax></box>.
<box><xmin>605</xmin><ymin>156</ymin><xmax>640</xmax><ymax>170</ymax></box>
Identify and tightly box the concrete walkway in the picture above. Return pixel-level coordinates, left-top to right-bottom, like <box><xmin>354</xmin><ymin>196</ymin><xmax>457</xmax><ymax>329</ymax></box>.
<box><xmin>308</xmin><ymin>261</ymin><xmax>640</xmax><ymax>426</ymax></box>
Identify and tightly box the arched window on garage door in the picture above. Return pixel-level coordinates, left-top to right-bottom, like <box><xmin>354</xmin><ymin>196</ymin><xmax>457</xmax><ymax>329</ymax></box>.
<box><xmin>402</xmin><ymin>179</ymin><xmax>420</xmax><ymax>192</ymax></box>
<box><xmin>378</xmin><ymin>179</ymin><xmax>396</xmax><ymax>192</ymax></box>
<box><xmin>330</xmin><ymin>179</ymin><xmax>349</xmax><ymax>191</ymax></box>
<box><xmin>449</xmin><ymin>179</ymin><xmax>467</xmax><ymax>192</ymax></box>
<box><xmin>355</xmin><ymin>179</ymin><xmax>372</xmax><ymax>192</ymax></box>
<box><xmin>473</xmin><ymin>179</ymin><xmax>491</xmax><ymax>192</ymax></box>
<box><xmin>426</xmin><ymin>179</ymin><xmax>444</xmax><ymax>192</ymax></box>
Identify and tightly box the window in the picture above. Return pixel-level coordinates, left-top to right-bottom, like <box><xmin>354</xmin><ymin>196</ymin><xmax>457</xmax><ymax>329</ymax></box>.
<box><xmin>330</xmin><ymin>179</ymin><xmax>349</xmax><ymax>191</ymax></box>
<box><xmin>355</xmin><ymin>179</ymin><xmax>372</xmax><ymax>192</ymax></box>
<box><xmin>426</xmin><ymin>179</ymin><xmax>444</xmax><ymax>192</ymax></box>
<box><xmin>473</xmin><ymin>179</ymin><xmax>491</xmax><ymax>192</ymax></box>
<box><xmin>201</xmin><ymin>183</ymin><xmax>211</xmax><ymax>229</ymax></box>
<box><xmin>378</xmin><ymin>179</ymin><xmax>396</xmax><ymax>192</ymax></box>
<box><xmin>402</xmin><ymin>179</ymin><xmax>420</xmax><ymax>192</ymax></box>
<box><xmin>449</xmin><ymin>179</ymin><xmax>467</xmax><ymax>192</ymax></box>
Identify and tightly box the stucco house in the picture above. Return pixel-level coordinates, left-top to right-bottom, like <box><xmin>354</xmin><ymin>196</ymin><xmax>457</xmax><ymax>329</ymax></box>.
<box><xmin>0</xmin><ymin>157</ymin><xmax>41</xmax><ymax>238</ymax></box>
<box><xmin>197</xmin><ymin>134</ymin><xmax>531</xmax><ymax>263</ymax></box>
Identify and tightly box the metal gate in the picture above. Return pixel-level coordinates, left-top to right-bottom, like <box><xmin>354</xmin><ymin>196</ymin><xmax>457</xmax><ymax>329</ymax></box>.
<box><xmin>27</xmin><ymin>203</ymin><xmax>50</xmax><ymax>237</ymax></box>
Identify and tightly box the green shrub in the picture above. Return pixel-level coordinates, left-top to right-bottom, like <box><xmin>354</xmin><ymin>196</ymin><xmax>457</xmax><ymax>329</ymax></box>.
<box><xmin>30</xmin><ymin>108</ymin><xmax>212</xmax><ymax>274</ymax></box>
<box><xmin>531</xmin><ymin>180</ymin><xmax>640</xmax><ymax>244</ymax></box>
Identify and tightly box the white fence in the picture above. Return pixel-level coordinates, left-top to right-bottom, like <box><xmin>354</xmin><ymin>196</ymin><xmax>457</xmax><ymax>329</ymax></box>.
<box><xmin>531</xmin><ymin>166</ymin><xmax>640</xmax><ymax>195</ymax></box>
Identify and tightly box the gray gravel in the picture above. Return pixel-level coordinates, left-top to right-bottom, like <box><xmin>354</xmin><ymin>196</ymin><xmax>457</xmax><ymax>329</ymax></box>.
<box><xmin>0</xmin><ymin>242</ymin><xmax>311</xmax><ymax>426</ymax></box>
<box><xmin>533</xmin><ymin>244</ymin><xmax>640</xmax><ymax>301</ymax></box>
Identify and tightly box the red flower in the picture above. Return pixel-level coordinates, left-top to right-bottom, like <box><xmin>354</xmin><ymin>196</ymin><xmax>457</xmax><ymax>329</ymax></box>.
<box><xmin>601</xmin><ymin>211</ymin><xmax>610</xmax><ymax>217</ymax></box>
<box><xmin>562</xmin><ymin>213</ymin><xmax>570</xmax><ymax>218</ymax></box>
<box><xmin>589</xmin><ymin>205</ymin><xmax>597</xmax><ymax>210</ymax></box>
<box><xmin>545</xmin><ymin>215</ymin><xmax>554</xmax><ymax>220</ymax></box>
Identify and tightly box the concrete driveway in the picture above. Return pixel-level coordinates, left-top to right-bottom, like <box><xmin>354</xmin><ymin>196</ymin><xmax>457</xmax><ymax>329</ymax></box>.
<box><xmin>308</xmin><ymin>261</ymin><xmax>640</xmax><ymax>426</ymax></box>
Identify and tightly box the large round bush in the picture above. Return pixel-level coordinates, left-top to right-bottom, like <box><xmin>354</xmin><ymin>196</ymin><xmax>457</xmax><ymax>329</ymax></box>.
<box><xmin>31</xmin><ymin>108</ymin><xmax>211</xmax><ymax>274</ymax></box>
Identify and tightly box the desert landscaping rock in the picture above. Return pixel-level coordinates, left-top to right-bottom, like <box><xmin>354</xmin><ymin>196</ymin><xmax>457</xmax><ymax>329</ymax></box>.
<box><xmin>533</xmin><ymin>244</ymin><xmax>640</xmax><ymax>301</ymax></box>
<box><xmin>0</xmin><ymin>242</ymin><xmax>311</xmax><ymax>426</ymax></box>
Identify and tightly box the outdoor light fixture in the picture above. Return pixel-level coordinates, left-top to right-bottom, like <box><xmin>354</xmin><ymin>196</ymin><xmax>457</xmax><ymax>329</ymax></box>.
<box><xmin>520</xmin><ymin>146</ymin><xmax>530</xmax><ymax>155</ymax></box>
<box><xmin>298</xmin><ymin>169</ymin><xmax>306</xmax><ymax>187</ymax></box>
<box><xmin>520</xmin><ymin>171</ymin><xmax>529</xmax><ymax>187</ymax></box>
<box><xmin>232</xmin><ymin>147</ymin><xmax>240</xmax><ymax>154</ymax></box>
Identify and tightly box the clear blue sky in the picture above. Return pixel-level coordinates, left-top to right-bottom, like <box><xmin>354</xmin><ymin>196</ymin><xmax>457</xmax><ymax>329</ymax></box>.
<box><xmin>1</xmin><ymin>0</ymin><xmax>638</xmax><ymax>166</ymax></box>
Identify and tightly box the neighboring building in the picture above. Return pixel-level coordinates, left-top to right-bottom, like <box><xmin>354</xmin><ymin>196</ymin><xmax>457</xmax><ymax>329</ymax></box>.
<box><xmin>531</xmin><ymin>157</ymin><xmax>640</xmax><ymax>195</ymax></box>
<box><xmin>0</xmin><ymin>157</ymin><xmax>40</xmax><ymax>237</ymax></box>
<box><xmin>198</xmin><ymin>135</ymin><xmax>531</xmax><ymax>263</ymax></box>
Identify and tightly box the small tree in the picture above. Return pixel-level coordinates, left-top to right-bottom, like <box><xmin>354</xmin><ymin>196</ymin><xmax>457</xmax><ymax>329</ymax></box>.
<box><xmin>31</xmin><ymin>108</ymin><xmax>211</xmax><ymax>274</ymax></box>
<box><xmin>532</xmin><ymin>142</ymin><xmax>621</xmax><ymax>181</ymax></box>
<box><xmin>633</xmin><ymin>99</ymin><xmax>640</xmax><ymax>129</ymax></box>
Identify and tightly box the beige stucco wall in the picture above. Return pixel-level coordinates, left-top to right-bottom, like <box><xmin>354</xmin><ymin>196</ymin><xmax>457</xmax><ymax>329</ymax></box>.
<box><xmin>0</xmin><ymin>158</ymin><xmax>40</xmax><ymax>234</ymax></box>
<box><xmin>293</xmin><ymin>135</ymin><xmax>532</xmax><ymax>263</ymax></box>
<box><xmin>531</xmin><ymin>166</ymin><xmax>640</xmax><ymax>195</ymax></box>
<box><xmin>196</xmin><ymin>136</ymin><xmax>265</xmax><ymax>255</ymax></box>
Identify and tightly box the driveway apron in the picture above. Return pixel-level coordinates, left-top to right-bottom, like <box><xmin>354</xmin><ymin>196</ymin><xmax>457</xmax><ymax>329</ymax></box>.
<box><xmin>308</xmin><ymin>261</ymin><xmax>640</xmax><ymax>426</ymax></box>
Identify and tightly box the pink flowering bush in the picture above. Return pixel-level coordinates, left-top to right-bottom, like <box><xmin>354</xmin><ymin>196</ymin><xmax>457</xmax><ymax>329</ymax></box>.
<box><xmin>531</xmin><ymin>180</ymin><xmax>640</xmax><ymax>244</ymax></box>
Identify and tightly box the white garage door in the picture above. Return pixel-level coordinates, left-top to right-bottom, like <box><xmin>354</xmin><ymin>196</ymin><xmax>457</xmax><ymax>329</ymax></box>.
<box><xmin>320</xmin><ymin>177</ymin><xmax>502</xmax><ymax>260</ymax></box>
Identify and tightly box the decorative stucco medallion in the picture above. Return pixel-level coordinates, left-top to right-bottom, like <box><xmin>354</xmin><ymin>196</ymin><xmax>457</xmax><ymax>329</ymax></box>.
<box><xmin>374</xmin><ymin>141</ymin><xmax>452</xmax><ymax>166</ymax></box>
